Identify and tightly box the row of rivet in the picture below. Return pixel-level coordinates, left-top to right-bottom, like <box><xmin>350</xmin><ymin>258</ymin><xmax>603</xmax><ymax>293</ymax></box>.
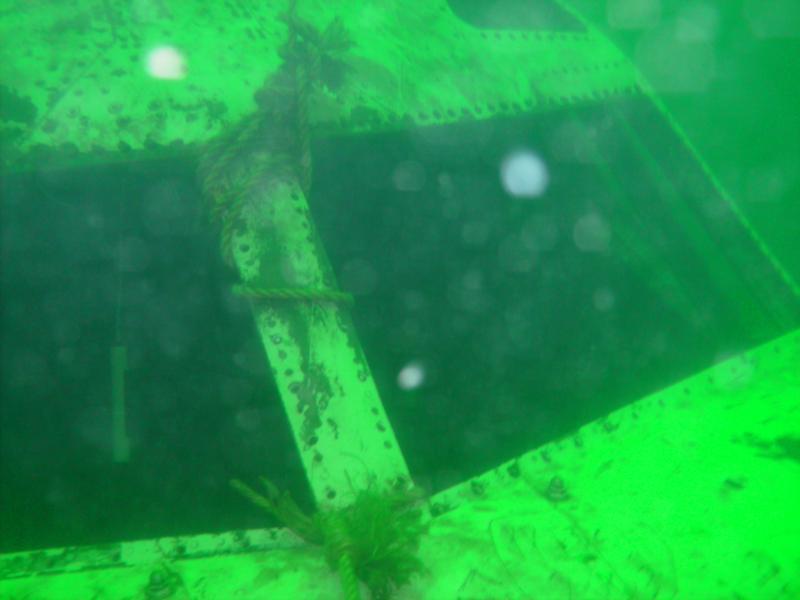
<box><xmin>477</xmin><ymin>30</ymin><xmax>591</xmax><ymax>43</ymax></box>
<box><xmin>342</xmin><ymin>82</ymin><xmax>640</xmax><ymax>131</ymax></box>
<box><xmin>336</xmin><ymin>57</ymin><xmax>633</xmax><ymax>123</ymax></box>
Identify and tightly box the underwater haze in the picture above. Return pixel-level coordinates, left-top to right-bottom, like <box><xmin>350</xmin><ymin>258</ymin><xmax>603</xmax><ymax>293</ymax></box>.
<box><xmin>1</xmin><ymin>0</ymin><xmax>798</xmax><ymax>588</ymax></box>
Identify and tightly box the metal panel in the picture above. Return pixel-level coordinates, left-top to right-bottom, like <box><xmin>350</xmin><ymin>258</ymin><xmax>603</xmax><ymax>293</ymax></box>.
<box><xmin>0</xmin><ymin>0</ymin><xmax>639</xmax><ymax>170</ymax></box>
<box><xmin>2</xmin><ymin>328</ymin><xmax>798</xmax><ymax>598</ymax></box>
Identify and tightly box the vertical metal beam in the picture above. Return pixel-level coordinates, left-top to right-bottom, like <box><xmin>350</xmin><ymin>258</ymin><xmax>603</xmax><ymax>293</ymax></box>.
<box><xmin>229</xmin><ymin>174</ymin><xmax>410</xmax><ymax>509</ymax></box>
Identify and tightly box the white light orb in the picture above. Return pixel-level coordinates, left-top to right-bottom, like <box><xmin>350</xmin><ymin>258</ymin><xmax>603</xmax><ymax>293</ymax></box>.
<box><xmin>397</xmin><ymin>361</ymin><xmax>425</xmax><ymax>391</ymax></box>
<box><xmin>147</xmin><ymin>46</ymin><xmax>188</xmax><ymax>80</ymax></box>
<box><xmin>500</xmin><ymin>150</ymin><xmax>549</xmax><ymax>198</ymax></box>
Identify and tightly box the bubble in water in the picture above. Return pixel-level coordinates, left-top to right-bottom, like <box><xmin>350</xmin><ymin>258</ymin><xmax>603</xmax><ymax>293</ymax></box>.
<box><xmin>461</xmin><ymin>221</ymin><xmax>490</xmax><ymax>246</ymax></box>
<box><xmin>397</xmin><ymin>361</ymin><xmax>425</xmax><ymax>391</ymax></box>
<box><xmin>498</xmin><ymin>235</ymin><xmax>536</xmax><ymax>273</ymax></box>
<box><xmin>142</xmin><ymin>180</ymin><xmax>193</xmax><ymax>236</ymax></box>
<box><xmin>340</xmin><ymin>258</ymin><xmax>378</xmax><ymax>296</ymax></box>
<box><xmin>500</xmin><ymin>150</ymin><xmax>549</xmax><ymax>198</ymax></box>
<box><xmin>402</xmin><ymin>290</ymin><xmax>427</xmax><ymax>311</ymax></box>
<box><xmin>676</xmin><ymin>3</ymin><xmax>719</xmax><ymax>42</ymax></box>
<box><xmin>746</xmin><ymin>164</ymin><xmax>793</xmax><ymax>203</ymax></box>
<box><xmin>593</xmin><ymin>287</ymin><xmax>616</xmax><ymax>311</ymax></box>
<box><xmin>147</xmin><ymin>46</ymin><xmax>187</xmax><ymax>80</ymax></box>
<box><xmin>573</xmin><ymin>213</ymin><xmax>611</xmax><ymax>252</ymax></box>
<box><xmin>607</xmin><ymin>0</ymin><xmax>661</xmax><ymax>29</ymax></box>
<box><xmin>461</xmin><ymin>269</ymin><xmax>484</xmax><ymax>291</ymax></box>
<box><xmin>116</xmin><ymin>236</ymin><xmax>151</xmax><ymax>272</ymax></box>
<box><xmin>635</xmin><ymin>24</ymin><xmax>715</xmax><ymax>92</ymax></box>
<box><xmin>520</xmin><ymin>215</ymin><xmax>559</xmax><ymax>252</ymax></box>
<box><xmin>743</xmin><ymin>0</ymin><xmax>800</xmax><ymax>38</ymax></box>
<box><xmin>392</xmin><ymin>161</ymin><xmax>426</xmax><ymax>192</ymax></box>
<box><xmin>551</xmin><ymin>120</ymin><xmax>601</xmax><ymax>164</ymax></box>
<box><xmin>437</xmin><ymin>172</ymin><xmax>455</xmax><ymax>199</ymax></box>
<box><xmin>235</xmin><ymin>408</ymin><xmax>265</xmax><ymax>432</ymax></box>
